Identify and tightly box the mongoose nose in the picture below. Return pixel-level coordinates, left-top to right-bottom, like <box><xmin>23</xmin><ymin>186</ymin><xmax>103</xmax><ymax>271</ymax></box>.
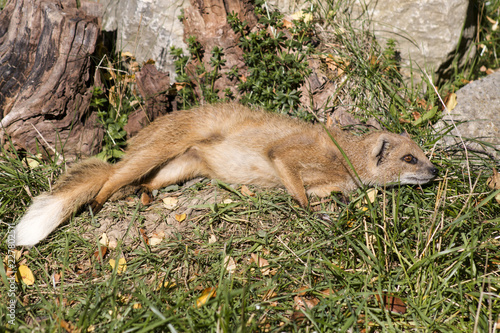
<box><xmin>430</xmin><ymin>167</ymin><xmax>439</xmax><ymax>176</ymax></box>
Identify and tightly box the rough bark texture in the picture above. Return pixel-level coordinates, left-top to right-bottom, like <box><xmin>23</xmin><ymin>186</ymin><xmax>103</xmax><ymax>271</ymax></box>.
<box><xmin>182</xmin><ymin>0</ymin><xmax>258</xmax><ymax>102</ymax></box>
<box><xmin>124</xmin><ymin>64</ymin><xmax>175</xmax><ymax>137</ymax></box>
<box><xmin>0</xmin><ymin>0</ymin><xmax>103</xmax><ymax>158</ymax></box>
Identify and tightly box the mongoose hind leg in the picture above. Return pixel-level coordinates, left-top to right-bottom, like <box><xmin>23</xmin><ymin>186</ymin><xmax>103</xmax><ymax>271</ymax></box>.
<box><xmin>92</xmin><ymin>149</ymin><xmax>207</xmax><ymax>212</ymax></box>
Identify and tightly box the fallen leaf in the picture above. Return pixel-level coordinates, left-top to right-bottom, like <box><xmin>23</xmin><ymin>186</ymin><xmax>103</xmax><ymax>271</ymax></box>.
<box><xmin>412</xmin><ymin>111</ymin><xmax>421</xmax><ymax>121</ymax></box>
<box><xmin>121</xmin><ymin>51</ymin><xmax>134</xmax><ymax>59</ymax></box>
<box><xmin>139</xmin><ymin>228</ymin><xmax>149</xmax><ymax>245</ymax></box>
<box><xmin>224</xmin><ymin>256</ymin><xmax>236</xmax><ymax>273</ymax></box>
<box><xmin>52</xmin><ymin>273</ymin><xmax>61</xmax><ymax>283</ymax></box>
<box><xmin>174</xmin><ymin>82</ymin><xmax>187</xmax><ymax>91</ymax></box>
<box><xmin>149</xmin><ymin>231</ymin><xmax>165</xmax><ymax>246</ymax></box>
<box><xmin>241</xmin><ymin>185</ymin><xmax>255</xmax><ymax>197</ymax></box>
<box><xmin>93</xmin><ymin>245</ymin><xmax>108</xmax><ymax>261</ymax></box>
<box><xmin>163</xmin><ymin>197</ymin><xmax>178</xmax><ymax>209</ymax></box>
<box><xmin>157</xmin><ymin>280</ymin><xmax>177</xmax><ymax>291</ymax></box>
<box><xmin>283</xmin><ymin>17</ymin><xmax>293</xmax><ymax>28</ymax></box>
<box><xmin>290</xmin><ymin>10</ymin><xmax>313</xmax><ymax>23</ymax></box>
<box><xmin>445</xmin><ymin>92</ymin><xmax>458</xmax><ymax>112</ymax></box>
<box><xmin>294</xmin><ymin>295</ymin><xmax>320</xmax><ymax>310</ymax></box>
<box><xmin>209</xmin><ymin>234</ymin><xmax>217</xmax><ymax>244</ymax></box>
<box><xmin>16</xmin><ymin>265</ymin><xmax>35</xmax><ymax>285</ymax></box>
<box><xmin>109</xmin><ymin>258</ymin><xmax>127</xmax><ymax>274</ymax></box>
<box><xmin>24</xmin><ymin>154</ymin><xmax>42</xmax><ymax>169</ymax></box>
<box><xmin>487</xmin><ymin>169</ymin><xmax>500</xmax><ymax>204</ymax></box>
<box><xmin>487</xmin><ymin>168</ymin><xmax>500</xmax><ymax>190</ymax></box>
<box><xmin>108</xmin><ymin>238</ymin><xmax>118</xmax><ymax>250</ymax></box>
<box><xmin>140</xmin><ymin>191</ymin><xmax>153</xmax><ymax>205</ymax></box>
<box><xmin>58</xmin><ymin>318</ymin><xmax>76</xmax><ymax>333</ymax></box>
<box><xmin>99</xmin><ymin>233</ymin><xmax>109</xmax><ymax>247</ymax></box>
<box><xmin>175</xmin><ymin>213</ymin><xmax>186</xmax><ymax>222</ymax></box>
<box><xmin>196</xmin><ymin>287</ymin><xmax>217</xmax><ymax>308</ymax></box>
<box><xmin>133</xmin><ymin>303</ymin><xmax>142</xmax><ymax>309</ymax></box>
<box><xmin>250</xmin><ymin>253</ymin><xmax>271</xmax><ymax>276</ymax></box>
<box><xmin>375</xmin><ymin>293</ymin><xmax>407</xmax><ymax>314</ymax></box>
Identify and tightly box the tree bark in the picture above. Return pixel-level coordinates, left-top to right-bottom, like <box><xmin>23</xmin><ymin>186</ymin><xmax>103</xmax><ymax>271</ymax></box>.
<box><xmin>0</xmin><ymin>0</ymin><xmax>103</xmax><ymax>159</ymax></box>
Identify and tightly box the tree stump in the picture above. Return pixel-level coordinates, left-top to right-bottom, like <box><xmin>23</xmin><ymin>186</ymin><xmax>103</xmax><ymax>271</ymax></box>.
<box><xmin>0</xmin><ymin>0</ymin><xmax>103</xmax><ymax>159</ymax></box>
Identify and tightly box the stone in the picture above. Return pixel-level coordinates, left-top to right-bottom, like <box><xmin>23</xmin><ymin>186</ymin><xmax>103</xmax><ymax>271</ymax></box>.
<box><xmin>436</xmin><ymin>71</ymin><xmax>500</xmax><ymax>160</ymax></box>
<box><xmin>96</xmin><ymin>0</ymin><xmax>191</xmax><ymax>77</ymax></box>
<box><xmin>268</xmin><ymin>0</ymin><xmax>476</xmax><ymax>81</ymax></box>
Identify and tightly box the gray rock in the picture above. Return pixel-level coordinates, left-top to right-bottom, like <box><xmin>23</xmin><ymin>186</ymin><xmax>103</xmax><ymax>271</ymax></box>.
<box><xmin>269</xmin><ymin>0</ymin><xmax>476</xmax><ymax>81</ymax></box>
<box><xmin>353</xmin><ymin>0</ymin><xmax>476</xmax><ymax>80</ymax></box>
<box><xmin>436</xmin><ymin>71</ymin><xmax>500</xmax><ymax>160</ymax></box>
<box><xmin>96</xmin><ymin>0</ymin><xmax>190</xmax><ymax>77</ymax></box>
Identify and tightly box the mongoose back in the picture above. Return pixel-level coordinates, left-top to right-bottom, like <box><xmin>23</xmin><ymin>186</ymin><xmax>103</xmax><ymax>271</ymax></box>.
<box><xmin>15</xmin><ymin>103</ymin><xmax>438</xmax><ymax>246</ymax></box>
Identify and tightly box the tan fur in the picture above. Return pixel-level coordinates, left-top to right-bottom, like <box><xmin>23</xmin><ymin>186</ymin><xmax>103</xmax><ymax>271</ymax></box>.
<box><xmin>15</xmin><ymin>103</ymin><xmax>438</xmax><ymax>246</ymax></box>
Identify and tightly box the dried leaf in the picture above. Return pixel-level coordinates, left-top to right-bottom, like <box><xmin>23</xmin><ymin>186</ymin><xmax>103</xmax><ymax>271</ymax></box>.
<box><xmin>163</xmin><ymin>197</ymin><xmax>178</xmax><ymax>209</ymax></box>
<box><xmin>175</xmin><ymin>213</ymin><xmax>187</xmax><ymax>222</ymax></box>
<box><xmin>241</xmin><ymin>185</ymin><xmax>255</xmax><ymax>197</ymax></box>
<box><xmin>290</xmin><ymin>10</ymin><xmax>313</xmax><ymax>23</ymax></box>
<box><xmin>149</xmin><ymin>231</ymin><xmax>165</xmax><ymax>246</ymax></box>
<box><xmin>93</xmin><ymin>246</ymin><xmax>108</xmax><ymax>261</ymax></box>
<box><xmin>208</xmin><ymin>234</ymin><xmax>217</xmax><ymax>244</ymax></box>
<box><xmin>58</xmin><ymin>318</ymin><xmax>76</xmax><ymax>333</ymax></box>
<box><xmin>109</xmin><ymin>258</ymin><xmax>127</xmax><ymax>274</ymax></box>
<box><xmin>487</xmin><ymin>168</ymin><xmax>500</xmax><ymax>190</ymax></box>
<box><xmin>196</xmin><ymin>287</ymin><xmax>217</xmax><ymax>308</ymax></box>
<box><xmin>139</xmin><ymin>228</ymin><xmax>149</xmax><ymax>245</ymax></box>
<box><xmin>99</xmin><ymin>233</ymin><xmax>109</xmax><ymax>247</ymax></box>
<box><xmin>16</xmin><ymin>264</ymin><xmax>35</xmax><ymax>285</ymax></box>
<box><xmin>133</xmin><ymin>303</ymin><xmax>142</xmax><ymax>309</ymax></box>
<box><xmin>250</xmin><ymin>253</ymin><xmax>271</xmax><ymax>276</ymax></box>
<box><xmin>140</xmin><ymin>191</ymin><xmax>153</xmax><ymax>205</ymax></box>
<box><xmin>445</xmin><ymin>92</ymin><xmax>458</xmax><ymax>112</ymax></box>
<box><xmin>375</xmin><ymin>293</ymin><xmax>407</xmax><ymax>314</ymax></box>
<box><xmin>283</xmin><ymin>18</ymin><xmax>293</xmax><ymax>28</ymax></box>
<box><xmin>294</xmin><ymin>295</ymin><xmax>320</xmax><ymax>310</ymax></box>
<box><xmin>224</xmin><ymin>256</ymin><xmax>236</xmax><ymax>273</ymax></box>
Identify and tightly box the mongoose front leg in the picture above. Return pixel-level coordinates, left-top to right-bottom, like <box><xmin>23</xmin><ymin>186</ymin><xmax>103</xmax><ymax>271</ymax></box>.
<box><xmin>269</xmin><ymin>154</ymin><xmax>309</xmax><ymax>208</ymax></box>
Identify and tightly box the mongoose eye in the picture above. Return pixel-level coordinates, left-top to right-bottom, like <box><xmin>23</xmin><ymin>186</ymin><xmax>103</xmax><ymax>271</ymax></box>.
<box><xmin>403</xmin><ymin>154</ymin><xmax>417</xmax><ymax>164</ymax></box>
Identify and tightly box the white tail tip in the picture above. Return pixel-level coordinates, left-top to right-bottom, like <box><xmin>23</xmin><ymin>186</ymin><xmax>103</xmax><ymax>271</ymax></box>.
<box><xmin>15</xmin><ymin>194</ymin><xmax>66</xmax><ymax>247</ymax></box>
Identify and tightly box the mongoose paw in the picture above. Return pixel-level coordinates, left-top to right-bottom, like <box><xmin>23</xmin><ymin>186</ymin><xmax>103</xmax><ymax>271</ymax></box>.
<box><xmin>89</xmin><ymin>200</ymin><xmax>103</xmax><ymax>215</ymax></box>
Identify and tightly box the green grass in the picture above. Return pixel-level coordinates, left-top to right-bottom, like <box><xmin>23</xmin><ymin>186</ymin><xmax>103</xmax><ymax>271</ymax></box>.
<box><xmin>1</xmin><ymin>0</ymin><xmax>500</xmax><ymax>332</ymax></box>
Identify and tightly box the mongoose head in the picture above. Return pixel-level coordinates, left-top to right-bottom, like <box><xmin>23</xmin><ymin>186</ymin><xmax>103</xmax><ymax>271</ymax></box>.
<box><xmin>364</xmin><ymin>132</ymin><xmax>438</xmax><ymax>188</ymax></box>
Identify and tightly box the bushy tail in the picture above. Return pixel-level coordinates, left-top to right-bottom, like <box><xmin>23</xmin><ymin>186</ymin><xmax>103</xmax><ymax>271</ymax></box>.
<box><xmin>15</xmin><ymin>158</ymin><xmax>114</xmax><ymax>246</ymax></box>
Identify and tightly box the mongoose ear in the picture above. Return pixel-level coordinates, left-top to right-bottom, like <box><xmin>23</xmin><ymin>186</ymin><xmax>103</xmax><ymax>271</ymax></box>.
<box><xmin>372</xmin><ymin>134</ymin><xmax>390</xmax><ymax>166</ymax></box>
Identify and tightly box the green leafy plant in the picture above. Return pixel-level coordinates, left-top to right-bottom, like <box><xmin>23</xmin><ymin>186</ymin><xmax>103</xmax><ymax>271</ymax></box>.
<box><xmin>228</xmin><ymin>1</ymin><xmax>313</xmax><ymax>114</ymax></box>
<box><xmin>91</xmin><ymin>86</ymin><xmax>128</xmax><ymax>161</ymax></box>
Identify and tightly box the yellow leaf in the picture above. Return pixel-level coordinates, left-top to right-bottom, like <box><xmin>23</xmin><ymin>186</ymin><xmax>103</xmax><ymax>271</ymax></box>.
<box><xmin>175</xmin><ymin>213</ymin><xmax>186</xmax><ymax>222</ymax></box>
<box><xmin>121</xmin><ymin>51</ymin><xmax>135</xmax><ymax>59</ymax></box>
<box><xmin>99</xmin><ymin>233</ymin><xmax>109</xmax><ymax>246</ymax></box>
<box><xmin>109</xmin><ymin>258</ymin><xmax>127</xmax><ymax>274</ymax></box>
<box><xmin>133</xmin><ymin>303</ymin><xmax>142</xmax><ymax>309</ymax></box>
<box><xmin>208</xmin><ymin>234</ymin><xmax>217</xmax><ymax>244</ymax></box>
<box><xmin>445</xmin><ymin>92</ymin><xmax>457</xmax><ymax>112</ymax></box>
<box><xmin>162</xmin><ymin>197</ymin><xmax>178</xmax><ymax>209</ymax></box>
<box><xmin>196</xmin><ymin>287</ymin><xmax>216</xmax><ymax>308</ymax></box>
<box><xmin>290</xmin><ymin>10</ymin><xmax>313</xmax><ymax>23</ymax></box>
<box><xmin>25</xmin><ymin>154</ymin><xmax>42</xmax><ymax>169</ymax></box>
<box><xmin>224</xmin><ymin>256</ymin><xmax>237</xmax><ymax>273</ymax></box>
<box><xmin>16</xmin><ymin>264</ymin><xmax>35</xmax><ymax>285</ymax></box>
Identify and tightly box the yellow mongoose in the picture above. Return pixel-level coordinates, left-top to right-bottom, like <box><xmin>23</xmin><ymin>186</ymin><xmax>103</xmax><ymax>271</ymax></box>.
<box><xmin>15</xmin><ymin>103</ymin><xmax>438</xmax><ymax>246</ymax></box>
